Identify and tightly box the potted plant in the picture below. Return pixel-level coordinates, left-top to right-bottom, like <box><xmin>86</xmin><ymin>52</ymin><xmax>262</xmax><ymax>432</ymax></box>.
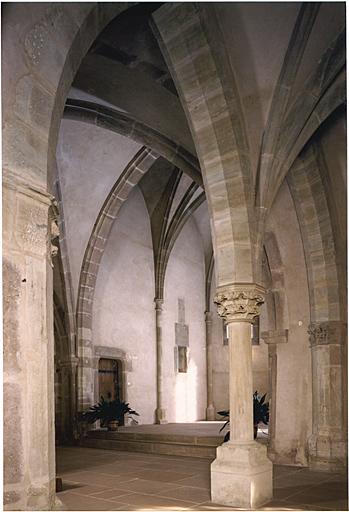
<box><xmin>80</xmin><ymin>395</ymin><xmax>139</xmax><ymax>431</ymax></box>
<box><xmin>218</xmin><ymin>391</ymin><xmax>269</xmax><ymax>442</ymax></box>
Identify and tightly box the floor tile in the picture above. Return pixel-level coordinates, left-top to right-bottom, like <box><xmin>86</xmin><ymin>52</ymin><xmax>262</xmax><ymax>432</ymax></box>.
<box><xmin>176</xmin><ymin>473</ymin><xmax>211</xmax><ymax>489</ymax></box>
<box><xmin>89</xmin><ymin>488</ymin><xmax>136</xmax><ymax>500</ymax></box>
<box><xmin>130</xmin><ymin>468</ymin><xmax>194</xmax><ymax>482</ymax></box>
<box><xmin>115</xmin><ymin>492</ymin><xmax>195</xmax><ymax>509</ymax></box>
<box><xmin>57</xmin><ymin>446</ymin><xmax>347</xmax><ymax>511</ymax></box>
<box><xmin>62</xmin><ymin>470</ymin><xmax>137</xmax><ymax>487</ymax></box>
<box><xmin>114</xmin><ymin>478</ymin><xmax>183</xmax><ymax>495</ymax></box>
<box><xmin>157</xmin><ymin>484</ymin><xmax>211</xmax><ymax>503</ymax></box>
<box><xmin>63</xmin><ymin>482</ymin><xmax>110</xmax><ymax>495</ymax></box>
<box><xmin>59</xmin><ymin>492</ymin><xmax>121</xmax><ymax>511</ymax></box>
<box><xmin>191</xmin><ymin>501</ymin><xmax>239</xmax><ymax>510</ymax></box>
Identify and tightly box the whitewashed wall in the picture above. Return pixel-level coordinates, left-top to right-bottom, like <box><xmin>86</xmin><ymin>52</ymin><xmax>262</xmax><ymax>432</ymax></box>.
<box><xmin>163</xmin><ymin>218</ymin><xmax>207</xmax><ymax>422</ymax></box>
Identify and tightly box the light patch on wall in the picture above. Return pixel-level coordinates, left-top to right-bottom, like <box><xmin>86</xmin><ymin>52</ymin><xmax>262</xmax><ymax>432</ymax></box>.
<box><xmin>175</xmin><ymin>356</ymin><xmax>198</xmax><ymax>422</ymax></box>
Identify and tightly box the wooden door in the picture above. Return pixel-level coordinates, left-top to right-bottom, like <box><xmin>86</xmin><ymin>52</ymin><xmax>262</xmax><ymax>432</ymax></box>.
<box><xmin>98</xmin><ymin>358</ymin><xmax>122</xmax><ymax>402</ymax></box>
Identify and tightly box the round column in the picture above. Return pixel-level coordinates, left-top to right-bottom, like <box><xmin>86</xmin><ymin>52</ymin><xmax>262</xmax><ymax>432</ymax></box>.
<box><xmin>155</xmin><ymin>298</ymin><xmax>167</xmax><ymax>424</ymax></box>
<box><xmin>211</xmin><ymin>283</ymin><xmax>273</xmax><ymax>509</ymax></box>
<box><xmin>205</xmin><ymin>311</ymin><xmax>216</xmax><ymax>420</ymax></box>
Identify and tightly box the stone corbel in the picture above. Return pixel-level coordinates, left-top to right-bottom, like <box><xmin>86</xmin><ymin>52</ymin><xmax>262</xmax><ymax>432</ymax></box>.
<box><xmin>214</xmin><ymin>283</ymin><xmax>265</xmax><ymax>323</ymax></box>
<box><xmin>261</xmin><ymin>329</ymin><xmax>288</xmax><ymax>344</ymax></box>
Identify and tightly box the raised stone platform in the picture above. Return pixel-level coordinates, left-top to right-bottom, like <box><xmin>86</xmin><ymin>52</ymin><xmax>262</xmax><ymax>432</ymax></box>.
<box><xmin>81</xmin><ymin>421</ymin><xmax>226</xmax><ymax>458</ymax></box>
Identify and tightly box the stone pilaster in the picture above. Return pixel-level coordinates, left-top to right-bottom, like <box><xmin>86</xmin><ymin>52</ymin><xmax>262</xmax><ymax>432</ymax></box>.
<box><xmin>205</xmin><ymin>311</ymin><xmax>216</xmax><ymax>420</ymax></box>
<box><xmin>308</xmin><ymin>321</ymin><xmax>347</xmax><ymax>472</ymax></box>
<box><xmin>3</xmin><ymin>179</ymin><xmax>56</xmax><ymax>510</ymax></box>
<box><xmin>211</xmin><ymin>284</ymin><xmax>273</xmax><ymax>509</ymax></box>
<box><xmin>155</xmin><ymin>298</ymin><xmax>167</xmax><ymax>424</ymax></box>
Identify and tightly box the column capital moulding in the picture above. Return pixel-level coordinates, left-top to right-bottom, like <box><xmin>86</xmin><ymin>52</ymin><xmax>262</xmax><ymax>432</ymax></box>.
<box><xmin>214</xmin><ymin>283</ymin><xmax>265</xmax><ymax>324</ymax></box>
<box><xmin>308</xmin><ymin>320</ymin><xmax>346</xmax><ymax>347</ymax></box>
<box><xmin>261</xmin><ymin>329</ymin><xmax>288</xmax><ymax>344</ymax></box>
<box><xmin>57</xmin><ymin>356</ymin><xmax>80</xmax><ymax>369</ymax></box>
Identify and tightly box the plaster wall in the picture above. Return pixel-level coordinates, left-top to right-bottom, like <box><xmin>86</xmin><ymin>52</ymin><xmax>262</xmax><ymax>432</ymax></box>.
<box><xmin>56</xmin><ymin>119</ymin><xmax>141</xmax><ymax>304</ymax></box>
<box><xmin>267</xmin><ymin>180</ymin><xmax>312</xmax><ymax>465</ymax></box>
<box><xmin>163</xmin><ymin>218</ymin><xmax>207</xmax><ymax>422</ymax></box>
<box><xmin>210</xmin><ymin>293</ymin><xmax>229</xmax><ymax>414</ymax></box>
<box><xmin>93</xmin><ymin>188</ymin><xmax>207</xmax><ymax>424</ymax></box>
<box><xmin>93</xmin><ymin>187</ymin><xmax>156</xmax><ymax>424</ymax></box>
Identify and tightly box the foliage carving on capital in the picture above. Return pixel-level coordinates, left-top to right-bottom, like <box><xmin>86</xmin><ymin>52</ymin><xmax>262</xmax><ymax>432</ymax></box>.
<box><xmin>214</xmin><ymin>284</ymin><xmax>265</xmax><ymax>323</ymax></box>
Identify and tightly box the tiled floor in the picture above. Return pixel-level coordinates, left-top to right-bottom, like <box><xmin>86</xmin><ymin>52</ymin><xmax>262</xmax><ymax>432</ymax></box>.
<box><xmin>57</xmin><ymin>446</ymin><xmax>348</xmax><ymax>511</ymax></box>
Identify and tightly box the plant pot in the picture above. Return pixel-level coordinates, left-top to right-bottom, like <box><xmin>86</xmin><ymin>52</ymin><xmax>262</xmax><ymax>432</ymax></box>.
<box><xmin>254</xmin><ymin>424</ymin><xmax>258</xmax><ymax>439</ymax></box>
<box><xmin>107</xmin><ymin>420</ymin><xmax>119</xmax><ymax>431</ymax></box>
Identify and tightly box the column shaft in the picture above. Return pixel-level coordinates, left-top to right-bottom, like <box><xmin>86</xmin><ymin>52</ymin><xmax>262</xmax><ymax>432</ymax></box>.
<box><xmin>205</xmin><ymin>311</ymin><xmax>215</xmax><ymax>420</ymax></box>
<box><xmin>228</xmin><ymin>322</ymin><xmax>254</xmax><ymax>442</ymax></box>
<box><xmin>267</xmin><ymin>344</ymin><xmax>277</xmax><ymax>458</ymax></box>
<box><xmin>211</xmin><ymin>284</ymin><xmax>273</xmax><ymax>509</ymax></box>
<box><xmin>155</xmin><ymin>299</ymin><xmax>167</xmax><ymax>424</ymax></box>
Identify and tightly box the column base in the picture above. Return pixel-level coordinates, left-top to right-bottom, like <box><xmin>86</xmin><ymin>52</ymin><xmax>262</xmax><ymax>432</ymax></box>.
<box><xmin>308</xmin><ymin>433</ymin><xmax>347</xmax><ymax>472</ymax></box>
<box><xmin>211</xmin><ymin>441</ymin><xmax>273</xmax><ymax>509</ymax></box>
<box><xmin>155</xmin><ymin>408</ymin><xmax>167</xmax><ymax>424</ymax></box>
<box><xmin>206</xmin><ymin>404</ymin><xmax>216</xmax><ymax>421</ymax></box>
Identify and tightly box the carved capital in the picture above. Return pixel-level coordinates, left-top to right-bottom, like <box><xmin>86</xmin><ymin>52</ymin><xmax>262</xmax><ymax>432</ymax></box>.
<box><xmin>308</xmin><ymin>321</ymin><xmax>345</xmax><ymax>347</ymax></box>
<box><xmin>154</xmin><ymin>298</ymin><xmax>164</xmax><ymax>311</ymax></box>
<box><xmin>214</xmin><ymin>283</ymin><xmax>265</xmax><ymax>323</ymax></box>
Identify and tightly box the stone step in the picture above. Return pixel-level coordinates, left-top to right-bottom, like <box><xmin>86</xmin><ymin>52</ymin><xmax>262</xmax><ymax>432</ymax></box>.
<box><xmin>81</xmin><ymin>429</ymin><xmax>222</xmax><ymax>458</ymax></box>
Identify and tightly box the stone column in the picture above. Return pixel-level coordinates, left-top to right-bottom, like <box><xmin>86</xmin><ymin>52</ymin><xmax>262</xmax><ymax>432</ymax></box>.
<box><xmin>57</xmin><ymin>357</ymin><xmax>79</xmax><ymax>443</ymax></box>
<box><xmin>308</xmin><ymin>321</ymin><xmax>347</xmax><ymax>472</ymax></box>
<box><xmin>211</xmin><ymin>284</ymin><xmax>273</xmax><ymax>509</ymax></box>
<box><xmin>261</xmin><ymin>329</ymin><xmax>288</xmax><ymax>461</ymax></box>
<box><xmin>205</xmin><ymin>311</ymin><xmax>216</xmax><ymax>420</ymax></box>
<box><xmin>3</xmin><ymin>179</ymin><xmax>56</xmax><ymax>510</ymax></box>
<box><xmin>268</xmin><ymin>344</ymin><xmax>277</xmax><ymax>458</ymax></box>
<box><xmin>155</xmin><ymin>298</ymin><xmax>167</xmax><ymax>424</ymax></box>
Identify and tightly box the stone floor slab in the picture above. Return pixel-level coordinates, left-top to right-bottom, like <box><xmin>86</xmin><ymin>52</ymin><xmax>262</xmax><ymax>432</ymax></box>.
<box><xmin>57</xmin><ymin>446</ymin><xmax>347</xmax><ymax>511</ymax></box>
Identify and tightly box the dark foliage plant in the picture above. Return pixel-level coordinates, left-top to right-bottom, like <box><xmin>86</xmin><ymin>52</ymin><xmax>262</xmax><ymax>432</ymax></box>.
<box><xmin>218</xmin><ymin>391</ymin><xmax>269</xmax><ymax>442</ymax></box>
<box><xmin>80</xmin><ymin>396</ymin><xmax>139</xmax><ymax>425</ymax></box>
